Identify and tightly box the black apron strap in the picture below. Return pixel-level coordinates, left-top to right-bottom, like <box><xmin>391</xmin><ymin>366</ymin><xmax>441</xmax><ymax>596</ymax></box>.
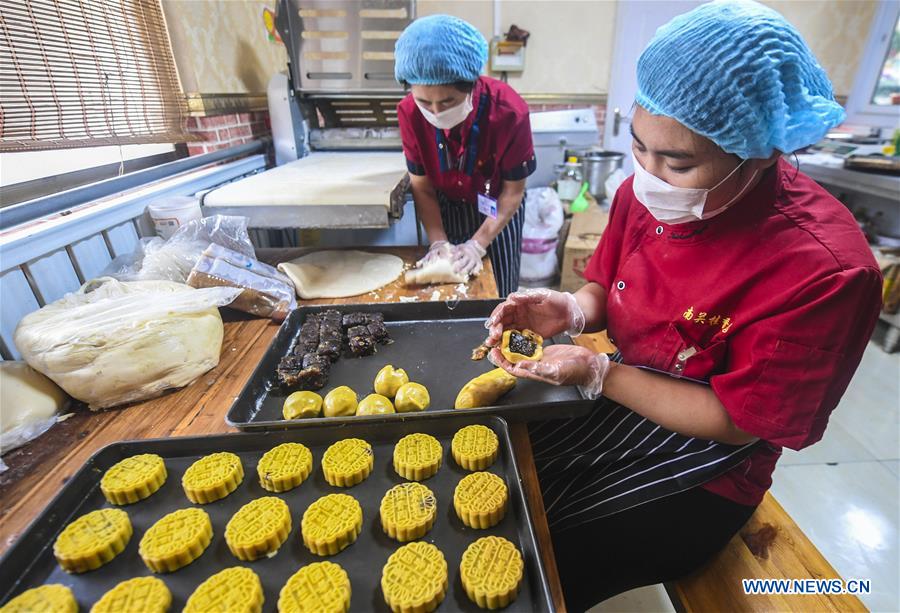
<box><xmin>528</xmin><ymin>352</ymin><xmax>761</xmax><ymax>532</ymax></box>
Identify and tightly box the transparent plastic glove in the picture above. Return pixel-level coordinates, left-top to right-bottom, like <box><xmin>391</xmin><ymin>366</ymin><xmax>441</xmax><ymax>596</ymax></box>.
<box><xmin>452</xmin><ymin>239</ymin><xmax>487</xmax><ymax>276</ymax></box>
<box><xmin>489</xmin><ymin>345</ymin><xmax>611</xmax><ymax>399</ymax></box>
<box><xmin>415</xmin><ymin>240</ymin><xmax>452</xmax><ymax>268</ymax></box>
<box><xmin>484</xmin><ymin>288</ymin><xmax>586</xmax><ymax>347</ymax></box>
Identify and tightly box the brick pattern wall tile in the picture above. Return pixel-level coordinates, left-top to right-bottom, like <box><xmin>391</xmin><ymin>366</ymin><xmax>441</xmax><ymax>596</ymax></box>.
<box><xmin>185</xmin><ymin>111</ymin><xmax>271</xmax><ymax>156</ymax></box>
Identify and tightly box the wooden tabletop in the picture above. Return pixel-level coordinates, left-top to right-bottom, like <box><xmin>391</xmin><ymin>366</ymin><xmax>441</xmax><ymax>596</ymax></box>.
<box><xmin>0</xmin><ymin>246</ymin><xmax>566</xmax><ymax>612</ymax></box>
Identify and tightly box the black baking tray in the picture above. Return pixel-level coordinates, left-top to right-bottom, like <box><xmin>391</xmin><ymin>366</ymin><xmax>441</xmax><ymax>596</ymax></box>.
<box><xmin>0</xmin><ymin>416</ymin><xmax>553</xmax><ymax>612</ymax></box>
<box><xmin>227</xmin><ymin>299</ymin><xmax>597</xmax><ymax>431</ymax></box>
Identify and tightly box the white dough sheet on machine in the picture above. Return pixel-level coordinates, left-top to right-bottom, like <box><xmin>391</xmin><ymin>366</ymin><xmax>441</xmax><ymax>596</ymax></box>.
<box><xmin>202</xmin><ymin>152</ymin><xmax>408</xmax><ymax>228</ymax></box>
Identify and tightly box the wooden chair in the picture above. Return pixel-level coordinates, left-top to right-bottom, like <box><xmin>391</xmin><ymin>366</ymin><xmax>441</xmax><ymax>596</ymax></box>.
<box><xmin>669</xmin><ymin>493</ymin><xmax>867</xmax><ymax>612</ymax></box>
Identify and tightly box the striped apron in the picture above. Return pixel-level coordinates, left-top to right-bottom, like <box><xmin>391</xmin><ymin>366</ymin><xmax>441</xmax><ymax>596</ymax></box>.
<box><xmin>528</xmin><ymin>352</ymin><xmax>761</xmax><ymax>533</ymax></box>
<box><xmin>438</xmin><ymin>191</ymin><xmax>524</xmax><ymax>297</ymax></box>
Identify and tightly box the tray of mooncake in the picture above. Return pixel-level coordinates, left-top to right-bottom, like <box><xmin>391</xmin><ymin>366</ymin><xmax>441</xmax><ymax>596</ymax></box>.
<box><xmin>227</xmin><ymin>299</ymin><xmax>598</xmax><ymax>431</ymax></box>
<box><xmin>0</xmin><ymin>415</ymin><xmax>554</xmax><ymax>612</ymax></box>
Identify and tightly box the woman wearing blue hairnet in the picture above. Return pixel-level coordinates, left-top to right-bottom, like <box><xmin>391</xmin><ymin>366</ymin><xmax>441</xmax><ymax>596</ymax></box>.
<box><xmin>485</xmin><ymin>1</ymin><xmax>882</xmax><ymax>608</ymax></box>
<box><xmin>394</xmin><ymin>15</ymin><xmax>537</xmax><ymax>297</ymax></box>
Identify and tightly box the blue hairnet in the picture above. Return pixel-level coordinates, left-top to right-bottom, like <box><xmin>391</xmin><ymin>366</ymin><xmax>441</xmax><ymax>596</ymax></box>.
<box><xmin>635</xmin><ymin>0</ymin><xmax>845</xmax><ymax>159</ymax></box>
<box><xmin>394</xmin><ymin>15</ymin><xmax>488</xmax><ymax>85</ymax></box>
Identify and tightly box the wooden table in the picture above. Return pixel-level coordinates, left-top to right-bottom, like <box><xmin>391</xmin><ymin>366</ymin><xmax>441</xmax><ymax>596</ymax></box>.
<box><xmin>0</xmin><ymin>246</ymin><xmax>566</xmax><ymax>611</ymax></box>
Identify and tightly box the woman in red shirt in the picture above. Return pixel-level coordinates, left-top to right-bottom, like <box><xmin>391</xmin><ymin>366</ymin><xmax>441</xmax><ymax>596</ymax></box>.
<box><xmin>486</xmin><ymin>1</ymin><xmax>882</xmax><ymax>608</ymax></box>
<box><xmin>394</xmin><ymin>15</ymin><xmax>537</xmax><ymax>296</ymax></box>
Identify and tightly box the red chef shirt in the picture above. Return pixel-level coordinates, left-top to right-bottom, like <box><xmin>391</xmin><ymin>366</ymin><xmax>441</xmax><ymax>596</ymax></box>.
<box><xmin>398</xmin><ymin>76</ymin><xmax>536</xmax><ymax>204</ymax></box>
<box><xmin>583</xmin><ymin>159</ymin><xmax>882</xmax><ymax>506</ymax></box>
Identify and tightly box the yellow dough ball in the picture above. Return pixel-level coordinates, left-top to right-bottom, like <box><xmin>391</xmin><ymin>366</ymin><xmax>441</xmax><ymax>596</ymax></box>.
<box><xmin>394</xmin><ymin>382</ymin><xmax>430</xmax><ymax>413</ymax></box>
<box><xmin>324</xmin><ymin>387</ymin><xmax>358</xmax><ymax>418</ymax></box>
<box><xmin>283</xmin><ymin>391</ymin><xmax>323</xmax><ymax>420</ymax></box>
<box><xmin>357</xmin><ymin>394</ymin><xmax>395</xmax><ymax>415</ymax></box>
<box><xmin>374</xmin><ymin>365</ymin><xmax>409</xmax><ymax>398</ymax></box>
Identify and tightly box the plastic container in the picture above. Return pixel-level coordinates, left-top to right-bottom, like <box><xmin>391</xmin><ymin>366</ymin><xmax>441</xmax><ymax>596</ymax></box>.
<box><xmin>556</xmin><ymin>157</ymin><xmax>583</xmax><ymax>202</ymax></box>
<box><xmin>147</xmin><ymin>196</ymin><xmax>202</xmax><ymax>239</ymax></box>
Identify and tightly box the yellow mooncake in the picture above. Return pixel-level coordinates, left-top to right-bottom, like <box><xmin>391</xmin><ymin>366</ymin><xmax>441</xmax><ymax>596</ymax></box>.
<box><xmin>321</xmin><ymin>439</ymin><xmax>373</xmax><ymax>487</ymax></box>
<box><xmin>453</xmin><ymin>472</ymin><xmax>508</xmax><ymax>529</ymax></box>
<box><xmin>139</xmin><ymin>507</ymin><xmax>213</xmax><ymax>573</ymax></box>
<box><xmin>451</xmin><ymin>425</ymin><xmax>499</xmax><ymax>471</ymax></box>
<box><xmin>183</xmin><ymin>566</ymin><xmax>264</xmax><ymax>613</ymax></box>
<box><xmin>460</xmin><ymin>536</ymin><xmax>525</xmax><ymax>609</ymax></box>
<box><xmin>380</xmin><ymin>541</ymin><xmax>448</xmax><ymax>613</ymax></box>
<box><xmin>100</xmin><ymin>454</ymin><xmax>167</xmax><ymax>505</ymax></box>
<box><xmin>225</xmin><ymin>496</ymin><xmax>292</xmax><ymax>561</ymax></box>
<box><xmin>0</xmin><ymin>585</ymin><xmax>77</xmax><ymax>613</ymax></box>
<box><xmin>301</xmin><ymin>494</ymin><xmax>363</xmax><ymax>556</ymax></box>
<box><xmin>393</xmin><ymin>434</ymin><xmax>442</xmax><ymax>481</ymax></box>
<box><xmin>182</xmin><ymin>452</ymin><xmax>244</xmax><ymax>504</ymax></box>
<box><xmin>53</xmin><ymin>508</ymin><xmax>132</xmax><ymax>573</ymax></box>
<box><xmin>90</xmin><ymin>576</ymin><xmax>172</xmax><ymax>613</ymax></box>
<box><xmin>277</xmin><ymin>561</ymin><xmax>351</xmax><ymax>613</ymax></box>
<box><xmin>257</xmin><ymin>442</ymin><xmax>313</xmax><ymax>493</ymax></box>
<box><xmin>380</xmin><ymin>482</ymin><xmax>437</xmax><ymax>543</ymax></box>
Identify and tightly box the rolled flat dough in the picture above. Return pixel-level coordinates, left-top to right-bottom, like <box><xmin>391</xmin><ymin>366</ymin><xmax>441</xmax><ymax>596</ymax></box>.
<box><xmin>404</xmin><ymin>257</ymin><xmax>468</xmax><ymax>286</ymax></box>
<box><xmin>278</xmin><ymin>250</ymin><xmax>404</xmax><ymax>299</ymax></box>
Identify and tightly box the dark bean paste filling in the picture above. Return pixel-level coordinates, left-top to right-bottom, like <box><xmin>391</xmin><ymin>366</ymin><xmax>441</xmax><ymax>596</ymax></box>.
<box><xmin>509</xmin><ymin>332</ymin><xmax>537</xmax><ymax>356</ymax></box>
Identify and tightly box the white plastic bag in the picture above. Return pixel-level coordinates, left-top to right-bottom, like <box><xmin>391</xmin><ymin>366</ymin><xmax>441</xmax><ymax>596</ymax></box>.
<box><xmin>103</xmin><ymin>215</ymin><xmax>255</xmax><ymax>283</ymax></box>
<box><xmin>521</xmin><ymin>188</ymin><xmax>565</xmax><ymax>282</ymax></box>
<box><xmin>14</xmin><ymin>278</ymin><xmax>241</xmax><ymax>410</ymax></box>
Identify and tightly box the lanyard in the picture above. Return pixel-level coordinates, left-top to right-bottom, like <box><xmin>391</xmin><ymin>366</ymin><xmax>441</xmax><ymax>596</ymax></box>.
<box><xmin>435</xmin><ymin>91</ymin><xmax>490</xmax><ymax>176</ymax></box>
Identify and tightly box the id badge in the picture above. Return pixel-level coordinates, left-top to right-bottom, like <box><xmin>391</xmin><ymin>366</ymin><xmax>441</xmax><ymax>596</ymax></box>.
<box><xmin>477</xmin><ymin>192</ymin><xmax>498</xmax><ymax>219</ymax></box>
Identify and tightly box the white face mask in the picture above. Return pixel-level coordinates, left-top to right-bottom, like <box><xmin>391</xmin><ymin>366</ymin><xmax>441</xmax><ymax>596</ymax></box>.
<box><xmin>416</xmin><ymin>94</ymin><xmax>473</xmax><ymax>130</ymax></box>
<box><xmin>631</xmin><ymin>152</ymin><xmax>757</xmax><ymax>224</ymax></box>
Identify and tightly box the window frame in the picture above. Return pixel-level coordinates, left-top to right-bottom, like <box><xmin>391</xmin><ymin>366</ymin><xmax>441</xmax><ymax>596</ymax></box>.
<box><xmin>844</xmin><ymin>0</ymin><xmax>900</xmax><ymax>130</ymax></box>
<box><xmin>0</xmin><ymin>145</ymin><xmax>185</xmax><ymax>208</ymax></box>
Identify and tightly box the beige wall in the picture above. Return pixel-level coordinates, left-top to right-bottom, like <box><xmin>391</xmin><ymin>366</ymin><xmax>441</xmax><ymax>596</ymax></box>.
<box><xmin>161</xmin><ymin>0</ymin><xmax>874</xmax><ymax>99</ymax></box>
<box><xmin>162</xmin><ymin>0</ymin><xmax>287</xmax><ymax>94</ymax></box>
<box><xmin>419</xmin><ymin>0</ymin><xmax>616</xmax><ymax>96</ymax></box>
<box><xmin>760</xmin><ymin>0</ymin><xmax>878</xmax><ymax>97</ymax></box>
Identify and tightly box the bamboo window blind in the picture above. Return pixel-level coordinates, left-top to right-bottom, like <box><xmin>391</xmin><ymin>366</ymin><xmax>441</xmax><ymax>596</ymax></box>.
<box><xmin>0</xmin><ymin>0</ymin><xmax>192</xmax><ymax>152</ymax></box>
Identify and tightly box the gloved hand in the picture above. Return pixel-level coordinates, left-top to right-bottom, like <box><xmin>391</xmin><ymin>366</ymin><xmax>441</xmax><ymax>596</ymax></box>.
<box><xmin>489</xmin><ymin>344</ymin><xmax>611</xmax><ymax>399</ymax></box>
<box><xmin>484</xmin><ymin>288</ymin><xmax>585</xmax><ymax>347</ymax></box>
<box><xmin>415</xmin><ymin>240</ymin><xmax>453</xmax><ymax>268</ymax></box>
<box><xmin>452</xmin><ymin>239</ymin><xmax>487</xmax><ymax>276</ymax></box>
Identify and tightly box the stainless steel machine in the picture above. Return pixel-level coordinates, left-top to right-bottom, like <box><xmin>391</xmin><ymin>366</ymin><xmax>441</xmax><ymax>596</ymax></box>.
<box><xmin>203</xmin><ymin>0</ymin><xmax>415</xmax><ymax>230</ymax></box>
